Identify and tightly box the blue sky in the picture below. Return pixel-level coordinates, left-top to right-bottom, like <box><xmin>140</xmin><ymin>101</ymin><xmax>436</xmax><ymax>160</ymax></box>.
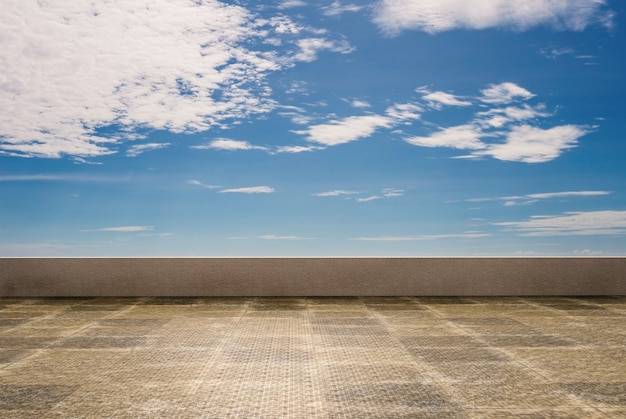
<box><xmin>1</xmin><ymin>0</ymin><xmax>625</xmax><ymax>256</ymax></box>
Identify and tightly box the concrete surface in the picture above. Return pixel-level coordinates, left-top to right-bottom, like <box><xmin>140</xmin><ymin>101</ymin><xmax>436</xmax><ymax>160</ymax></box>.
<box><xmin>1</xmin><ymin>296</ymin><xmax>625</xmax><ymax>417</ymax></box>
<box><xmin>1</xmin><ymin>258</ymin><xmax>625</xmax><ymax>296</ymax></box>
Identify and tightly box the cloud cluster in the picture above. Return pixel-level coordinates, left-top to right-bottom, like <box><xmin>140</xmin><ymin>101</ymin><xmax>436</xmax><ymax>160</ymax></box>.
<box><xmin>373</xmin><ymin>0</ymin><xmax>614</xmax><ymax>35</ymax></box>
<box><xmin>495</xmin><ymin>210</ymin><xmax>626</xmax><ymax>236</ymax></box>
<box><xmin>405</xmin><ymin>82</ymin><xmax>590</xmax><ymax>163</ymax></box>
<box><xmin>0</xmin><ymin>0</ymin><xmax>351</xmax><ymax>158</ymax></box>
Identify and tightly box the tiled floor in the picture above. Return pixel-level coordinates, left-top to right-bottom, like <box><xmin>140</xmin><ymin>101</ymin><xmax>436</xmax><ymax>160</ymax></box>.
<box><xmin>0</xmin><ymin>297</ymin><xmax>625</xmax><ymax>418</ymax></box>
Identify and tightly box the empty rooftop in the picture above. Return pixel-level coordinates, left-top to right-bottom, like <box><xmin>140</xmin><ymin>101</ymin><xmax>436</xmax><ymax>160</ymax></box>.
<box><xmin>1</xmin><ymin>296</ymin><xmax>625</xmax><ymax>417</ymax></box>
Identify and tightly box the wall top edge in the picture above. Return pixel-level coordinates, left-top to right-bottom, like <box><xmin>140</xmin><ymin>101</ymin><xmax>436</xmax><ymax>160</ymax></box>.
<box><xmin>2</xmin><ymin>256</ymin><xmax>626</xmax><ymax>260</ymax></box>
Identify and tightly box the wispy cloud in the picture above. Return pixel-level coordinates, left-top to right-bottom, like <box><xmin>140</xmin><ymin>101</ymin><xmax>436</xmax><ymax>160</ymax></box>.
<box><xmin>352</xmin><ymin>232</ymin><xmax>490</xmax><ymax>241</ymax></box>
<box><xmin>0</xmin><ymin>0</ymin><xmax>352</xmax><ymax>158</ymax></box>
<box><xmin>372</xmin><ymin>0</ymin><xmax>614</xmax><ymax>35</ymax></box>
<box><xmin>191</xmin><ymin>138</ymin><xmax>269</xmax><ymax>151</ymax></box>
<box><xmin>467</xmin><ymin>190</ymin><xmax>611</xmax><ymax>206</ymax></box>
<box><xmin>292</xmin><ymin>38</ymin><xmax>354</xmax><ymax>62</ymax></box>
<box><xmin>276</xmin><ymin>145</ymin><xmax>324</xmax><ymax>153</ymax></box>
<box><xmin>314</xmin><ymin>190</ymin><xmax>358</xmax><ymax>197</ymax></box>
<box><xmin>82</xmin><ymin>226</ymin><xmax>154</xmax><ymax>233</ymax></box>
<box><xmin>187</xmin><ymin>180</ymin><xmax>221</xmax><ymax>189</ymax></box>
<box><xmin>126</xmin><ymin>143</ymin><xmax>170</xmax><ymax>157</ymax></box>
<box><xmin>322</xmin><ymin>2</ymin><xmax>363</xmax><ymax>17</ymax></box>
<box><xmin>495</xmin><ymin>210</ymin><xmax>626</xmax><ymax>236</ymax></box>
<box><xmin>357</xmin><ymin>196</ymin><xmax>382</xmax><ymax>202</ymax></box>
<box><xmin>316</xmin><ymin>188</ymin><xmax>403</xmax><ymax>202</ymax></box>
<box><xmin>277</xmin><ymin>0</ymin><xmax>306</xmax><ymax>9</ymax></box>
<box><xmin>219</xmin><ymin>186</ymin><xmax>275</xmax><ymax>194</ymax></box>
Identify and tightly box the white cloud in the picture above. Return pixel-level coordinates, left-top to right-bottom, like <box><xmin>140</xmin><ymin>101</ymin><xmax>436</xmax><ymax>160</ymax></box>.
<box><xmin>126</xmin><ymin>143</ymin><xmax>170</xmax><ymax>157</ymax></box>
<box><xmin>314</xmin><ymin>190</ymin><xmax>358</xmax><ymax>197</ymax></box>
<box><xmin>475</xmin><ymin>124</ymin><xmax>588</xmax><ymax>163</ymax></box>
<box><xmin>292</xmin><ymin>38</ymin><xmax>354</xmax><ymax>62</ymax></box>
<box><xmin>277</xmin><ymin>0</ymin><xmax>307</xmax><ymax>9</ymax></box>
<box><xmin>479</xmin><ymin>83</ymin><xmax>535</xmax><ymax>104</ymax></box>
<box><xmin>405</xmin><ymin>124</ymin><xmax>486</xmax><ymax>150</ymax></box>
<box><xmin>357</xmin><ymin>195</ymin><xmax>382</xmax><ymax>202</ymax></box>
<box><xmin>527</xmin><ymin>191</ymin><xmax>610</xmax><ymax>200</ymax></box>
<box><xmin>276</xmin><ymin>145</ymin><xmax>324</xmax><ymax>153</ymax></box>
<box><xmin>468</xmin><ymin>190</ymin><xmax>610</xmax><ymax>205</ymax></box>
<box><xmin>495</xmin><ymin>210</ymin><xmax>626</xmax><ymax>236</ymax></box>
<box><xmin>295</xmin><ymin>114</ymin><xmax>394</xmax><ymax>146</ymax></box>
<box><xmin>421</xmin><ymin>91</ymin><xmax>472</xmax><ymax>109</ymax></box>
<box><xmin>323</xmin><ymin>2</ymin><xmax>364</xmax><ymax>17</ymax></box>
<box><xmin>187</xmin><ymin>179</ymin><xmax>220</xmax><ymax>189</ymax></box>
<box><xmin>0</xmin><ymin>0</ymin><xmax>350</xmax><ymax>158</ymax></box>
<box><xmin>404</xmin><ymin>82</ymin><xmax>590</xmax><ymax>163</ymax></box>
<box><xmin>191</xmin><ymin>138</ymin><xmax>268</xmax><ymax>151</ymax></box>
<box><xmin>385</xmin><ymin>103</ymin><xmax>423</xmax><ymax>121</ymax></box>
<box><xmin>351</xmin><ymin>100</ymin><xmax>371</xmax><ymax>108</ymax></box>
<box><xmin>219</xmin><ymin>186</ymin><xmax>275</xmax><ymax>194</ymax></box>
<box><xmin>295</xmin><ymin>102</ymin><xmax>421</xmax><ymax>147</ymax></box>
<box><xmin>82</xmin><ymin>226</ymin><xmax>154</xmax><ymax>233</ymax></box>
<box><xmin>372</xmin><ymin>0</ymin><xmax>614</xmax><ymax>35</ymax></box>
<box><xmin>352</xmin><ymin>232</ymin><xmax>490</xmax><ymax>241</ymax></box>
<box><xmin>477</xmin><ymin>104</ymin><xmax>550</xmax><ymax>128</ymax></box>
<box><xmin>382</xmin><ymin>188</ymin><xmax>404</xmax><ymax>197</ymax></box>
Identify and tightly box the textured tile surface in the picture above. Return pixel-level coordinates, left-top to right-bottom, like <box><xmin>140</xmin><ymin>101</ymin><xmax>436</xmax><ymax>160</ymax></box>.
<box><xmin>0</xmin><ymin>296</ymin><xmax>624</xmax><ymax>417</ymax></box>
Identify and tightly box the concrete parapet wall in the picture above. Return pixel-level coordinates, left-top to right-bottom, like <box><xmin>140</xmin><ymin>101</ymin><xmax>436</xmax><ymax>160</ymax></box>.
<box><xmin>0</xmin><ymin>258</ymin><xmax>624</xmax><ymax>297</ymax></box>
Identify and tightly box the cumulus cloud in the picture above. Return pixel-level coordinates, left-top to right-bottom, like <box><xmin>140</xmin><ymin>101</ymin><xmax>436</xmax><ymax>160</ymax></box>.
<box><xmin>372</xmin><ymin>0</ymin><xmax>614</xmax><ymax>35</ymax></box>
<box><xmin>495</xmin><ymin>210</ymin><xmax>626</xmax><ymax>236</ymax></box>
<box><xmin>126</xmin><ymin>143</ymin><xmax>170</xmax><ymax>157</ymax></box>
<box><xmin>219</xmin><ymin>186</ymin><xmax>275</xmax><ymax>194</ymax></box>
<box><xmin>475</xmin><ymin>124</ymin><xmax>588</xmax><ymax>163</ymax></box>
<box><xmin>0</xmin><ymin>0</ymin><xmax>352</xmax><ymax>158</ymax></box>
<box><xmin>191</xmin><ymin>138</ymin><xmax>268</xmax><ymax>151</ymax></box>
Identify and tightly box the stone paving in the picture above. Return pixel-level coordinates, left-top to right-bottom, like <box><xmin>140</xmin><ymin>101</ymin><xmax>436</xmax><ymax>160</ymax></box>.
<box><xmin>0</xmin><ymin>296</ymin><xmax>625</xmax><ymax>418</ymax></box>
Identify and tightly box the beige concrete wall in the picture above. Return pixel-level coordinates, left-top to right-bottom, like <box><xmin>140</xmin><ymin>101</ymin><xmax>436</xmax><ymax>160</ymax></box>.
<box><xmin>0</xmin><ymin>258</ymin><xmax>624</xmax><ymax>297</ymax></box>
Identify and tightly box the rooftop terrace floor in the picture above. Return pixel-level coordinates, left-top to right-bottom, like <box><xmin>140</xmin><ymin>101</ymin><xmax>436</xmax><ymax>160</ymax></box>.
<box><xmin>1</xmin><ymin>297</ymin><xmax>625</xmax><ymax>418</ymax></box>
